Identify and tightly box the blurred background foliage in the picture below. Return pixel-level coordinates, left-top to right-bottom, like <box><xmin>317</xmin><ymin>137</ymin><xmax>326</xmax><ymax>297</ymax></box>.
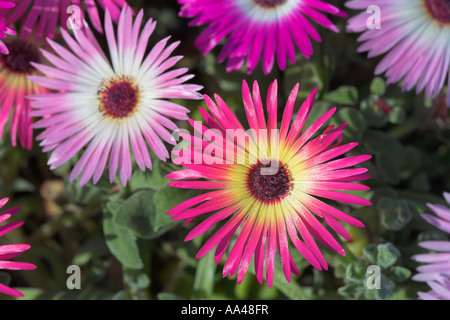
<box><xmin>0</xmin><ymin>0</ymin><xmax>449</xmax><ymax>300</ymax></box>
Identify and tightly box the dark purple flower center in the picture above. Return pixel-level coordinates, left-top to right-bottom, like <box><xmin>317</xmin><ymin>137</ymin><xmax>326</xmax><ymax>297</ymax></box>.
<box><xmin>247</xmin><ymin>161</ymin><xmax>292</xmax><ymax>202</ymax></box>
<box><xmin>253</xmin><ymin>0</ymin><xmax>287</xmax><ymax>8</ymax></box>
<box><xmin>424</xmin><ymin>0</ymin><xmax>450</xmax><ymax>24</ymax></box>
<box><xmin>98</xmin><ymin>77</ymin><xmax>139</xmax><ymax>119</ymax></box>
<box><xmin>1</xmin><ymin>39</ymin><xmax>40</xmax><ymax>74</ymax></box>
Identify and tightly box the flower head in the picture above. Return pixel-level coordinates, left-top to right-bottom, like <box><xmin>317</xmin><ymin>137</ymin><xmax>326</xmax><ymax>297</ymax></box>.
<box><xmin>4</xmin><ymin>0</ymin><xmax>130</xmax><ymax>40</ymax></box>
<box><xmin>178</xmin><ymin>0</ymin><xmax>347</xmax><ymax>74</ymax></box>
<box><xmin>412</xmin><ymin>192</ymin><xmax>450</xmax><ymax>300</ymax></box>
<box><xmin>0</xmin><ymin>36</ymin><xmax>48</xmax><ymax>149</ymax></box>
<box><xmin>0</xmin><ymin>198</ymin><xmax>36</xmax><ymax>298</ymax></box>
<box><xmin>0</xmin><ymin>1</ymin><xmax>16</xmax><ymax>54</ymax></box>
<box><xmin>167</xmin><ymin>80</ymin><xmax>372</xmax><ymax>286</ymax></box>
<box><xmin>29</xmin><ymin>7</ymin><xmax>203</xmax><ymax>187</ymax></box>
<box><xmin>346</xmin><ymin>0</ymin><xmax>450</xmax><ymax>106</ymax></box>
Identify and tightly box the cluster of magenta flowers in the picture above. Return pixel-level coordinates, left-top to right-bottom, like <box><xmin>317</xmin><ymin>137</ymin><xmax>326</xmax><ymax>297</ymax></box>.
<box><xmin>0</xmin><ymin>0</ymin><xmax>448</xmax><ymax>298</ymax></box>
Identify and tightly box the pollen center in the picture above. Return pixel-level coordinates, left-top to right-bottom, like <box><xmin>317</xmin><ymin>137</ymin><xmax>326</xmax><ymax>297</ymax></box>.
<box><xmin>98</xmin><ymin>76</ymin><xmax>139</xmax><ymax>119</ymax></box>
<box><xmin>253</xmin><ymin>0</ymin><xmax>287</xmax><ymax>8</ymax></box>
<box><xmin>247</xmin><ymin>161</ymin><xmax>292</xmax><ymax>202</ymax></box>
<box><xmin>1</xmin><ymin>39</ymin><xmax>40</xmax><ymax>74</ymax></box>
<box><xmin>424</xmin><ymin>0</ymin><xmax>450</xmax><ymax>24</ymax></box>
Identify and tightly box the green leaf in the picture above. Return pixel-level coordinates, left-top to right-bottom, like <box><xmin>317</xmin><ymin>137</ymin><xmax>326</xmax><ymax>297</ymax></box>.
<box><xmin>123</xmin><ymin>267</ymin><xmax>151</xmax><ymax>291</ymax></box>
<box><xmin>52</xmin><ymin>285</ymin><xmax>116</xmax><ymax>300</ymax></box>
<box><xmin>153</xmin><ymin>186</ymin><xmax>197</xmax><ymax>231</ymax></box>
<box><xmin>360</xmin><ymin>97</ymin><xmax>388</xmax><ymax>128</ymax></box>
<box><xmin>378</xmin><ymin>197</ymin><xmax>412</xmax><ymax>231</ymax></box>
<box><xmin>129</xmin><ymin>162</ymin><xmax>168</xmax><ymax>191</ymax></box>
<box><xmin>113</xmin><ymin>190</ymin><xmax>158</xmax><ymax>239</ymax></box>
<box><xmin>363</xmin><ymin>130</ymin><xmax>403</xmax><ymax>184</ymax></box>
<box><xmin>378</xmin><ymin>274</ymin><xmax>396</xmax><ymax>300</ymax></box>
<box><xmin>362</xmin><ymin>244</ymin><xmax>378</xmax><ymax>265</ymax></box>
<box><xmin>323</xmin><ymin>86</ymin><xmax>359</xmax><ymax>106</ymax></box>
<box><xmin>72</xmin><ymin>236</ymin><xmax>109</xmax><ymax>266</ymax></box>
<box><xmin>271</xmin><ymin>265</ymin><xmax>308</xmax><ymax>300</ymax></box>
<box><xmin>192</xmin><ymin>251</ymin><xmax>217</xmax><ymax>299</ymax></box>
<box><xmin>387</xmin><ymin>106</ymin><xmax>405</xmax><ymax>124</ymax></box>
<box><xmin>103</xmin><ymin>202</ymin><xmax>143</xmax><ymax>269</ymax></box>
<box><xmin>158</xmin><ymin>292</ymin><xmax>185</xmax><ymax>300</ymax></box>
<box><xmin>400</xmin><ymin>146</ymin><xmax>423</xmax><ymax>180</ymax></box>
<box><xmin>389</xmin><ymin>266</ymin><xmax>411</xmax><ymax>282</ymax></box>
<box><xmin>377</xmin><ymin>243</ymin><xmax>400</xmax><ymax>270</ymax></box>
<box><xmin>338</xmin><ymin>283</ymin><xmax>359</xmax><ymax>297</ymax></box>
<box><xmin>113</xmin><ymin>186</ymin><xmax>191</xmax><ymax>240</ymax></box>
<box><xmin>331</xmin><ymin>107</ymin><xmax>366</xmax><ymax>141</ymax></box>
<box><xmin>370</xmin><ymin>77</ymin><xmax>386</xmax><ymax>96</ymax></box>
<box><xmin>345</xmin><ymin>260</ymin><xmax>367</xmax><ymax>282</ymax></box>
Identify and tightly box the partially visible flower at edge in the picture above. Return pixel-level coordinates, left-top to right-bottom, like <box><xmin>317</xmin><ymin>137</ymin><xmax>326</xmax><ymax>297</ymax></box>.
<box><xmin>178</xmin><ymin>0</ymin><xmax>348</xmax><ymax>75</ymax></box>
<box><xmin>0</xmin><ymin>34</ymin><xmax>49</xmax><ymax>150</ymax></box>
<box><xmin>346</xmin><ymin>0</ymin><xmax>450</xmax><ymax>107</ymax></box>
<box><xmin>0</xmin><ymin>198</ymin><xmax>36</xmax><ymax>298</ymax></box>
<box><xmin>0</xmin><ymin>0</ymin><xmax>16</xmax><ymax>54</ymax></box>
<box><xmin>1</xmin><ymin>0</ymin><xmax>131</xmax><ymax>41</ymax></box>
<box><xmin>412</xmin><ymin>192</ymin><xmax>450</xmax><ymax>300</ymax></box>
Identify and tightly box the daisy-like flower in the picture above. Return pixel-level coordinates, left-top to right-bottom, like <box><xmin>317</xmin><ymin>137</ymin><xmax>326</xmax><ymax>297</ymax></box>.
<box><xmin>346</xmin><ymin>0</ymin><xmax>450</xmax><ymax>106</ymax></box>
<box><xmin>0</xmin><ymin>36</ymin><xmax>48</xmax><ymax>149</ymax></box>
<box><xmin>178</xmin><ymin>0</ymin><xmax>348</xmax><ymax>74</ymax></box>
<box><xmin>29</xmin><ymin>7</ymin><xmax>203</xmax><ymax>187</ymax></box>
<box><xmin>0</xmin><ymin>1</ymin><xmax>15</xmax><ymax>54</ymax></box>
<box><xmin>4</xmin><ymin>0</ymin><xmax>130</xmax><ymax>40</ymax></box>
<box><xmin>0</xmin><ymin>198</ymin><xmax>36</xmax><ymax>298</ymax></box>
<box><xmin>412</xmin><ymin>192</ymin><xmax>450</xmax><ymax>300</ymax></box>
<box><xmin>167</xmin><ymin>80</ymin><xmax>372</xmax><ymax>286</ymax></box>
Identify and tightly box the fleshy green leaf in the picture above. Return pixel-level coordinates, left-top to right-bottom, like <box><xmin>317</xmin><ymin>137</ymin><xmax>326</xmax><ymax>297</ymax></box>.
<box><xmin>192</xmin><ymin>251</ymin><xmax>217</xmax><ymax>299</ymax></box>
<box><xmin>377</xmin><ymin>243</ymin><xmax>401</xmax><ymax>270</ymax></box>
<box><xmin>324</xmin><ymin>86</ymin><xmax>359</xmax><ymax>106</ymax></box>
<box><xmin>364</xmin><ymin>130</ymin><xmax>403</xmax><ymax>184</ymax></box>
<box><xmin>103</xmin><ymin>201</ymin><xmax>143</xmax><ymax>269</ymax></box>
<box><xmin>389</xmin><ymin>266</ymin><xmax>411</xmax><ymax>282</ymax></box>
<box><xmin>370</xmin><ymin>77</ymin><xmax>386</xmax><ymax>96</ymax></box>
<box><xmin>378</xmin><ymin>197</ymin><xmax>412</xmax><ymax>231</ymax></box>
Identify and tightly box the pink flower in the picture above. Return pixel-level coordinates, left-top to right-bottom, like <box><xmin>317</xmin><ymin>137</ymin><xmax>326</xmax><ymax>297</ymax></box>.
<box><xmin>0</xmin><ymin>1</ymin><xmax>16</xmax><ymax>54</ymax></box>
<box><xmin>167</xmin><ymin>80</ymin><xmax>372</xmax><ymax>287</ymax></box>
<box><xmin>178</xmin><ymin>0</ymin><xmax>347</xmax><ymax>74</ymax></box>
<box><xmin>29</xmin><ymin>7</ymin><xmax>203</xmax><ymax>187</ymax></box>
<box><xmin>346</xmin><ymin>0</ymin><xmax>450</xmax><ymax>106</ymax></box>
<box><xmin>0</xmin><ymin>37</ymin><xmax>49</xmax><ymax>149</ymax></box>
<box><xmin>3</xmin><ymin>0</ymin><xmax>130</xmax><ymax>40</ymax></box>
<box><xmin>0</xmin><ymin>198</ymin><xmax>36</xmax><ymax>298</ymax></box>
<box><xmin>412</xmin><ymin>192</ymin><xmax>450</xmax><ymax>300</ymax></box>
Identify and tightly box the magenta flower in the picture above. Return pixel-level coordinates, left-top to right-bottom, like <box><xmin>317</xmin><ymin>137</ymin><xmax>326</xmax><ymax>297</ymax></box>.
<box><xmin>0</xmin><ymin>198</ymin><xmax>36</xmax><ymax>298</ymax></box>
<box><xmin>178</xmin><ymin>0</ymin><xmax>347</xmax><ymax>74</ymax></box>
<box><xmin>3</xmin><ymin>0</ymin><xmax>130</xmax><ymax>40</ymax></box>
<box><xmin>29</xmin><ymin>7</ymin><xmax>203</xmax><ymax>187</ymax></box>
<box><xmin>0</xmin><ymin>37</ymin><xmax>48</xmax><ymax>150</ymax></box>
<box><xmin>0</xmin><ymin>1</ymin><xmax>16</xmax><ymax>54</ymax></box>
<box><xmin>412</xmin><ymin>192</ymin><xmax>450</xmax><ymax>300</ymax></box>
<box><xmin>346</xmin><ymin>0</ymin><xmax>450</xmax><ymax>106</ymax></box>
<box><xmin>167</xmin><ymin>80</ymin><xmax>372</xmax><ymax>287</ymax></box>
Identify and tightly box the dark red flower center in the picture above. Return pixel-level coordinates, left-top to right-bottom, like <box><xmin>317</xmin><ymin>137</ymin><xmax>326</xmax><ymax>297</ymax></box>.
<box><xmin>253</xmin><ymin>0</ymin><xmax>287</xmax><ymax>8</ymax></box>
<box><xmin>98</xmin><ymin>77</ymin><xmax>139</xmax><ymax>119</ymax></box>
<box><xmin>247</xmin><ymin>161</ymin><xmax>292</xmax><ymax>202</ymax></box>
<box><xmin>1</xmin><ymin>39</ymin><xmax>40</xmax><ymax>74</ymax></box>
<box><xmin>424</xmin><ymin>0</ymin><xmax>450</xmax><ymax>24</ymax></box>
